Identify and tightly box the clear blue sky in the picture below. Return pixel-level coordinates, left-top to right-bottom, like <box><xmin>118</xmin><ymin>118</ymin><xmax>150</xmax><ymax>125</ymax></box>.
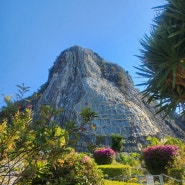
<box><xmin>0</xmin><ymin>0</ymin><xmax>165</xmax><ymax>105</ymax></box>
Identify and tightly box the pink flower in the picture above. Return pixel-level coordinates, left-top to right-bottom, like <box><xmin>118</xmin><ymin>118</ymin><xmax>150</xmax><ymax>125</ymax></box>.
<box><xmin>94</xmin><ymin>148</ymin><xmax>115</xmax><ymax>158</ymax></box>
<box><xmin>81</xmin><ymin>155</ymin><xmax>92</xmax><ymax>163</ymax></box>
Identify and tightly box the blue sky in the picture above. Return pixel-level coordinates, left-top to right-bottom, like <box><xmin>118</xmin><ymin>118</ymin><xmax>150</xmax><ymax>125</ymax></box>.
<box><xmin>0</xmin><ymin>0</ymin><xmax>165</xmax><ymax>105</ymax></box>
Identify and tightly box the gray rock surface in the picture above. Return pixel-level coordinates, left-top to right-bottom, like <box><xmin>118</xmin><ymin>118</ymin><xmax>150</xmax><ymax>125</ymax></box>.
<box><xmin>34</xmin><ymin>46</ymin><xmax>185</xmax><ymax>152</ymax></box>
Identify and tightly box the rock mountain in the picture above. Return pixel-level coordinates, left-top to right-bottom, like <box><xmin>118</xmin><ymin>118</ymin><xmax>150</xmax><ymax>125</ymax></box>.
<box><xmin>33</xmin><ymin>46</ymin><xmax>185</xmax><ymax>152</ymax></box>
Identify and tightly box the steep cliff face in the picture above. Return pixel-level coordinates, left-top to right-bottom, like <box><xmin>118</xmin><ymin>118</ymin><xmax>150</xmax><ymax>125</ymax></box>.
<box><xmin>34</xmin><ymin>46</ymin><xmax>185</xmax><ymax>152</ymax></box>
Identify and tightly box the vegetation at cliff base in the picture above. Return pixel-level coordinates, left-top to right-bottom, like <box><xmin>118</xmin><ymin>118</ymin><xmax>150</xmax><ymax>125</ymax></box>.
<box><xmin>0</xmin><ymin>85</ymin><xmax>185</xmax><ymax>184</ymax></box>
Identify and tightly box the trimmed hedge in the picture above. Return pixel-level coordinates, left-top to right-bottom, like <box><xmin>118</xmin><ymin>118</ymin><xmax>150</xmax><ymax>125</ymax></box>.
<box><xmin>98</xmin><ymin>164</ymin><xmax>131</xmax><ymax>178</ymax></box>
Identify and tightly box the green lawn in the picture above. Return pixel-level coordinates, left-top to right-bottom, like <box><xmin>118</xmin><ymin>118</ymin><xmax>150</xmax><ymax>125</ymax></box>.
<box><xmin>104</xmin><ymin>180</ymin><xmax>142</xmax><ymax>185</ymax></box>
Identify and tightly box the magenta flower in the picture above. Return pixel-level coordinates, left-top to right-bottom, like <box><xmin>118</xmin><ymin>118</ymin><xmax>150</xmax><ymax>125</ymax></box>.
<box><xmin>94</xmin><ymin>148</ymin><xmax>115</xmax><ymax>157</ymax></box>
<box><xmin>93</xmin><ymin>148</ymin><xmax>115</xmax><ymax>165</ymax></box>
<box><xmin>142</xmin><ymin>145</ymin><xmax>179</xmax><ymax>174</ymax></box>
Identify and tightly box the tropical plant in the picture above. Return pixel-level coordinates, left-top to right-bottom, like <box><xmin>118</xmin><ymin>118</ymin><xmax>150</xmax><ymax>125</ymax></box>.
<box><xmin>136</xmin><ymin>0</ymin><xmax>185</xmax><ymax>117</ymax></box>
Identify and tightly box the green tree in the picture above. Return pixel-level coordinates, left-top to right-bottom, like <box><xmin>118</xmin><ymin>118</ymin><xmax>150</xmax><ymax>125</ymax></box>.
<box><xmin>136</xmin><ymin>0</ymin><xmax>185</xmax><ymax>117</ymax></box>
<box><xmin>111</xmin><ymin>134</ymin><xmax>124</xmax><ymax>152</ymax></box>
<box><xmin>0</xmin><ymin>93</ymin><xmax>98</xmax><ymax>184</ymax></box>
<box><xmin>0</xmin><ymin>84</ymin><xmax>30</xmax><ymax>123</ymax></box>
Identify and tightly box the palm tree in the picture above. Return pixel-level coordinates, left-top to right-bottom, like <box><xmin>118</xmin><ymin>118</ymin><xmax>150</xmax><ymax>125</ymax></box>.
<box><xmin>136</xmin><ymin>0</ymin><xmax>185</xmax><ymax>117</ymax></box>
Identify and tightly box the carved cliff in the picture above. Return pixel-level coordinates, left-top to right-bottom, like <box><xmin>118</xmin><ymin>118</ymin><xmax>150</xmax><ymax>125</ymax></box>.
<box><xmin>33</xmin><ymin>46</ymin><xmax>185</xmax><ymax>152</ymax></box>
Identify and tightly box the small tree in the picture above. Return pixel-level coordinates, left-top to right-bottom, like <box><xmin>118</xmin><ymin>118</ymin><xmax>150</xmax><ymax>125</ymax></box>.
<box><xmin>111</xmin><ymin>134</ymin><xmax>124</xmax><ymax>152</ymax></box>
<box><xmin>0</xmin><ymin>86</ymin><xmax>98</xmax><ymax>184</ymax></box>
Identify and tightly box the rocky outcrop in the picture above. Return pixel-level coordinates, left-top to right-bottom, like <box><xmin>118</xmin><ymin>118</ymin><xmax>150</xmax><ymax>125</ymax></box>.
<box><xmin>34</xmin><ymin>46</ymin><xmax>185</xmax><ymax>152</ymax></box>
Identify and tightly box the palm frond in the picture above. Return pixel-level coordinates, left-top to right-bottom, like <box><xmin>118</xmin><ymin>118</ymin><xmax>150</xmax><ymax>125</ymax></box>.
<box><xmin>136</xmin><ymin>0</ymin><xmax>185</xmax><ymax>116</ymax></box>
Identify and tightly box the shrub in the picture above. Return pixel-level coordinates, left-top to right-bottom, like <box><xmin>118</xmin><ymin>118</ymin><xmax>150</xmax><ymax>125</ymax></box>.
<box><xmin>98</xmin><ymin>164</ymin><xmax>131</xmax><ymax>179</ymax></box>
<box><xmin>94</xmin><ymin>148</ymin><xmax>115</xmax><ymax>165</ymax></box>
<box><xmin>0</xmin><ymin>88</ymin><xmax>98</xmax><ymax>184</ymax></box>
<box><xmin>111</xmin><ymin>134</ymin><xmax>124</xmax><ymax>152</ymax></box>
<box><xmin>31</xmin><ymin>152</ymin><xmax>104</xmax><ymax>185</ymax></box>
<box><xmin>120</xmin><ymin>152</ymin><xmax>140</xmax><ymax>166</ymax></box>
<box><xmin>56</xmin><ymin>152</ymin><xmax>104</xmax><ymax>185</ymax></box>
<box><xmin>167</xmin><ymin>167</ymin><xmax>185</xmax><ymax>184</ymax></box>
<box><xmin>142</xmin><ymin>145</ymin><xmax>179</xmax><ymax>175</ymax></box>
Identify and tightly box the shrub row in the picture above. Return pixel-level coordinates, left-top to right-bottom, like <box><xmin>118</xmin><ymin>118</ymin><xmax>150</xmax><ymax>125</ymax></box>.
<box><xmin>98</xmin><ymin>164</ymin><xmax>131</xmax><ymax>179</ymax></box>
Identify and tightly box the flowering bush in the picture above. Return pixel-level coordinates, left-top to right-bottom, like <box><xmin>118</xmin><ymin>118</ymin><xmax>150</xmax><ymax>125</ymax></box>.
<box><xmin>81</xmin><ymin>155</ymin><xmax>92</xmax><ymax>163</ymax></box>
<box><xmin>142</xmin><ymin>145</ymin><xmax>179</xmax><ymax>175</ymax></box>
<box><xmin>55</xmin><ymin>152</ymin><xmax>104</xmax><ymax>185</ymax></box>
<box><xmin>31</xmin><ymin>152</ymin><xmax>104</xmax><ymax>185</ymax></box>
<box><xmin>94</xmin><ymin>147</ymin><xmax>115</xmax><ymax>165</ymax></box>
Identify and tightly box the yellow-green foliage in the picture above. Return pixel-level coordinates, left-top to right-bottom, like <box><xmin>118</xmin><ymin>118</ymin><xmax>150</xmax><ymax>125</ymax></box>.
<box><xmin>168</xmin><ymin>168</ymin><xmax>185</xmax><ymax>183</ymax></box>
<box><xmin>0</xmin><ymin>102</ymin><xmax>99</xmax><ymax>184</ymax></box>
<box><xmin>31</xmin><ymin>152</ymin><xmax>104</xmax><ymax>185</ymax></box>
<box><xmin>98</xmin><ymin>164</ymin><xmax>131</xmax><ymax>178</ymax></box>
<box><xmin>104</xmin><ymin>180</ymin><xmax>142</xmax><ymax>185</ymax></box>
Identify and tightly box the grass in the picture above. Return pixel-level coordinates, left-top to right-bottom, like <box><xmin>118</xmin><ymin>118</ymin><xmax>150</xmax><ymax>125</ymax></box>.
<box><xmin>104</xmin><ymin>180</ymin><xmax>142</xmax><ymax>185</ymax></box>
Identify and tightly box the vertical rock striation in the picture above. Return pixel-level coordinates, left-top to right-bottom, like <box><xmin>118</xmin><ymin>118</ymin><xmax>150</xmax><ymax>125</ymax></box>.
<box><xmin>34</xmin><ymin>46</ymin><xmax>185</xmax><ymax>152</ymax></box>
